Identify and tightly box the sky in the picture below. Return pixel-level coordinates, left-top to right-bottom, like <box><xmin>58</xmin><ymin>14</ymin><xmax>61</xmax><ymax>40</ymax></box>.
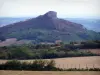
<box><xmin>0</xmin><ymin>0</ymin><xmax>100</xmax><ymax>18</ymax></box>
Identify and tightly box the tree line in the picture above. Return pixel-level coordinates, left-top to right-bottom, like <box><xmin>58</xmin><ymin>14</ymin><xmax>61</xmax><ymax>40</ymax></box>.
<box><xmin>0</xmin><ymin>60</ymin><xmax>60</xmax><ymax>71</ymax></box>
<box><xmin>0</xmin><ymin>60</ymin><xmax>100</xmax><ymax>71</ymax></box>
<box><xmin>0</xmin><ymin>40</ymin><xmax>100</xmax><ymax>59</ymax></box>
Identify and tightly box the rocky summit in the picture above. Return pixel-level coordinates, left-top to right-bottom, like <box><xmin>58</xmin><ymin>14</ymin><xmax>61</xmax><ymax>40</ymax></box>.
<box><xmin>44</xmin><ymin>11</ymin><xmax>57</xmax><ymax>19</ymax></box>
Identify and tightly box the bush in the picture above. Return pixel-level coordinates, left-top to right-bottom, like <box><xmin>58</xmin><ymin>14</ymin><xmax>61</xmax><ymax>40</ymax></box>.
<box><xmin>0</xmin><ymin>60</ymin><xmax>58</xmax><ymax>71</ymax></box>
<box><xmin>0</xmin><ymin>60</ymin><xmax>100</xmax><ymax>71</ymax></box>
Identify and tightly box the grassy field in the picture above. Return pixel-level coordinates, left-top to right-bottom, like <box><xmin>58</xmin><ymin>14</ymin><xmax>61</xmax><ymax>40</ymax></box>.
<box><xmin>0</xmin><ymin>70</ymin><xmax>100</xmax><ymax>75</ymax></box>
<box><xmin>0</xmin><ymin>56</ymin><xmax>100</xmax><ymax>69</ymax></box>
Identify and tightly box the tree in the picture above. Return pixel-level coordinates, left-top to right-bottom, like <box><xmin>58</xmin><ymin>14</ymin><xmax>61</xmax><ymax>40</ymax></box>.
<box><xmin>45</xmin><ymin>60</ymin><xmax>56</xmax><ymax>70</ymax></box>
<box><xmin>0</xmin><ymin>32</ymin><xmax>5</xmax><ymax>41</ymax></box>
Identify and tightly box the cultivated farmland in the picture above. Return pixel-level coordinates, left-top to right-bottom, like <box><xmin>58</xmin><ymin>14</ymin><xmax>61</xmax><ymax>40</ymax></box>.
<box><xmin>0</xmin><ymin>56</ymin><xmax>100</xmax><ymax>69</ymax></box>
<box><xmin>0</xmin><ymin>71</ymin><xmax>100</xmax><ymax>75</ymax></box>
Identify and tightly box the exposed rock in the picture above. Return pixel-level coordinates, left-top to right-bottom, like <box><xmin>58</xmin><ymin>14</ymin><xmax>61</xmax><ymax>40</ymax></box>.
<box><xmin>44</xmin><ymin>11</ymin><xmax>57</xmax><ymax>19</ymax></box>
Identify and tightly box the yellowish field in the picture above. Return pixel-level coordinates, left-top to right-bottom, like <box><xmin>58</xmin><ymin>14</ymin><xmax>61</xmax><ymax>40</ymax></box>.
<box><xmin>0</xmin><ymin>70</ymin><xmax>100</xmax><ymax>75</ymax></box>
<box><xmin>0</xmin><ymin>56</ymin><xmax>100</xmax><ymax>69</ymax></box>
<box><xmin>54</xmin><ymin>56</ymin><xmax>100</xmax><ymax>69</ymax></box>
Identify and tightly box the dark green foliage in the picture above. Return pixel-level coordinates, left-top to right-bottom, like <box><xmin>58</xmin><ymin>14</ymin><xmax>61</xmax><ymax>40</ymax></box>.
<box><xmin>0</xmin><ymin>60</ymin><xmax>58</xmax><ymax>71</ymax></box>
<box><xmin>0</xmin><ymin>40</ymin><xmax>100</xmax><ymax>59</ymax></box>
<box><xmin>64</xmin><ymin>68</ymin><xmax>100</xmax><ymax>71</ymax></box>
<box><xmin>0</xmin><ymin>32</ymin><xmax>5</xmax><ymax>41</ymax></box>
<box><xmin>80</xmin><ymin>41</ymin><xmax>100</xmax><ymax>49</ymax></box>
<box><xmin>3</xmin><ymin>60</ymin><xmax>22</xmax><ymax>70</ymax></box>
<box><xmin>45</xmin><ymin>60</ymin><xmax>56</xmax><ymax>70</ymax></box>
<box><xmin>0</xmin><ymin>60</ymin><xmax>100</xmax><ymax>71</ymax></box>
<box><xmin>9</xmin><ymin>46</ymin><xmax>33</xmax><ymax>59</ymax></box>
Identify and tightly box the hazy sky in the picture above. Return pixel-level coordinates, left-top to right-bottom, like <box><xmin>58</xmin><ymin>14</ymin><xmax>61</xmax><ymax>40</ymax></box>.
<box><xmin>0</xmin><ymin>0</ymin><xmax>100</xmax><ymax>18</ymax></box>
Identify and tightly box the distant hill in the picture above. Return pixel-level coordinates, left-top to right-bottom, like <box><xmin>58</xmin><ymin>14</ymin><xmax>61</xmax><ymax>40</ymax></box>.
<box><xmin>66</xmin><ymin>18</ymin><xmax>100</xmax><ymax>32</ymax></box>
<box><xmin>0</xmin><ymin>17</ymin><xmax>29</xmax><ymax>27</ymax></box>
<box><xmin>0</xmin><ymin>11</ymin><xmax>100</xmax><ymax>43</ymax></box>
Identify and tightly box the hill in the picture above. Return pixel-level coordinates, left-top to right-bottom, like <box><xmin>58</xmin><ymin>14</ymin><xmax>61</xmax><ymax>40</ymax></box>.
<box><xmin>0</xmin><ymin>17</ymin><xmax>28</xmax><ymax>27</ymax></box>
<box><xmin>0</xmin><ymin>11</ymin><xmax>100</xmax><ymax>43</ymax></box>
<box><xmin>67</xmin><ymin>18</ymin><xmax>100</xmax><ymax>32</ymax></box>
<box><xmin>1</xmin><ymin>17</ymin><xmax>100</xmax><ymax>32</ymax></box>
